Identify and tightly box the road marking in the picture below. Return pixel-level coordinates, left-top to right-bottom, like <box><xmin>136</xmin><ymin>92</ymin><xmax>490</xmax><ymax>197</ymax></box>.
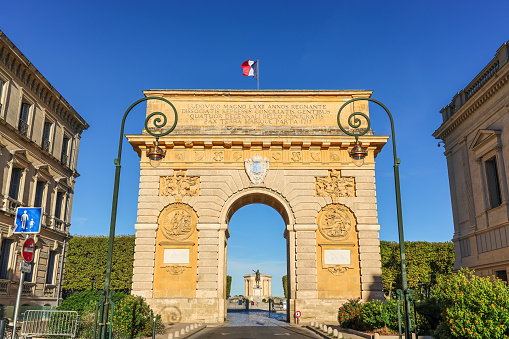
<box><xmin>273</xmin><ymin>333</ymin><xmax>290</xmax><ymax>336</ymax></box>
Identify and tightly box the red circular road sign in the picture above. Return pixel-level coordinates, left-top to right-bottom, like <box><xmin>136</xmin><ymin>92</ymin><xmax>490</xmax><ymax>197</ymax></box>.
<box><xmin>295</xmin><ymin>311</ymin><xmax>301</xmax><ymax>318</ymax></box>
<box><xmin>22</xmin><ymin>238</ymin><xmax>35</xmax><ymax>263</ymax></box>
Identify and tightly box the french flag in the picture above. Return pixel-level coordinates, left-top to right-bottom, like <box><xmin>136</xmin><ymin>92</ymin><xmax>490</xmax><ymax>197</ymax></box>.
<box><xmin>241</xmin><ymin>60</ymin><xmax>258</xmax><ymax>79</ymax></box>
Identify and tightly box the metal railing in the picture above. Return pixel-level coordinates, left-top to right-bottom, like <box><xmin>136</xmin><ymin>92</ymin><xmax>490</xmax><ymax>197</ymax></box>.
<box><xmin>21</xmin><ymin>310</ymin><xmax>78</xmax><ymax>339</ymax></box>
<box><xmin>0</xmin><ymin>280</ymin><xmax>8</xmax><ymax>295</ymax></box>
<box><xmin>42</xmin><ymin>138</ymin><xmax>51</xmax><ymax>152</ymax></box>
<box><xmin>60</xmin><ymin>154</ymin><xmax>68</xmax><ymax>166</ymax></box>
<box><xmin>21</xmin><ymin>284</ymin><xmax>34</xmax><ymax>297</ymax></box>
<box><xmin>18</xmin><ymin>120</ymin><xmax>28</xmax><ymax>137</ymax></box>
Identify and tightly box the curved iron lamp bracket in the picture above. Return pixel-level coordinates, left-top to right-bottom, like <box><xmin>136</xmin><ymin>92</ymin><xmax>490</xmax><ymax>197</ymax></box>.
<box><xmin>116</xmin><ymin>96</ymin><xmax>178</xmax><ymax>165</ymax></box>
<box><xmin>336</xmin><ymin>97</ymin><xmax>398</xmax><ymax>162</ymax></box>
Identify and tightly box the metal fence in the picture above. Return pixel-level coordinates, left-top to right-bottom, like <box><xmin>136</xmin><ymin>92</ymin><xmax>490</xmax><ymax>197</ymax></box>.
<box><xmin>21</xmin><ymin>310</ymin><xmax>78</xmax><ymax>338</ymax></box>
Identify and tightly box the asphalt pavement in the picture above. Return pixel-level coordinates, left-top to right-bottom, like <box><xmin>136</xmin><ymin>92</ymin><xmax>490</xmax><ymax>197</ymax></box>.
<box><xmin>184</xmin><ymin>309</ymin><xmax>323</xmax><ymax>339</ymax></box>
<box><xmin>186</xmin><ymin>325</ymin><xmax>323</xmax><ymax>339</ymax></box>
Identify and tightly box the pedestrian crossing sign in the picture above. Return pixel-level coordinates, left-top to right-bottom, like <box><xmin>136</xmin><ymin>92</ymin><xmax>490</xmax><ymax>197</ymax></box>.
<box><xmin>14</xmin><ymin>207</ymin><xmax>43</xmax><ymax>234</ymax></box>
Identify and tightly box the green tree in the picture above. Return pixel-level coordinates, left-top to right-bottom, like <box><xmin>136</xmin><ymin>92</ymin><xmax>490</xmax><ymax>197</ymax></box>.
<box><xmin>226</xmin><ymin>275</ymin><xmax>232</xmax><ymax>298</ymax></box>
<box><xmin>380</xmin><ymin>241</ymin><xmax>454</xmax><ymax>298</ymax></box>
<box><xmin>282</xmin><ymin>275</ymin><xmax>287</xmax><ymax>298</ymax></box>
<box><xmin>63</xmin><ymin>235</ymin><xmax>135</xmax><ymax>291</ymax></box>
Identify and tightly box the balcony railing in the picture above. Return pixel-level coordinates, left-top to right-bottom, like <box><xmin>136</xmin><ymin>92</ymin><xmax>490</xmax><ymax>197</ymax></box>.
<box><xmin>1</xmin><ymin>196</ymin><xmax>23</xmax><ymax>215</ymax></box>
<box><xmin>18</xmin><ymin>120</ymin><xmax>28</xmax><ymax>137</ymax></box>
<box><xmin>42</xmin><ymin>138</ymin><xmax>51</xmax><ymax>152</ymax></box>
<box><xmin>48</xmin><ymin>216</ymin><xmax>69</xmax><ymax>233</ymax></box>
<box><xmin>44</xmin><ymin>285</ymin><xmax>57</xmax><ymax>298</ymax></box>
<box><xmin>22</xmin><ymin>283</ymin><xmax>35</xmax><ymax>296</ymax></box>
<box><xmin>0</xmin><ymin>280</ymin><xmax>9</xmax><ymax>295</ymax></box>
<box><xmin>60</xmin><ymin>153</ymin><xmax>68</xmax><ymax>166</ymax></box>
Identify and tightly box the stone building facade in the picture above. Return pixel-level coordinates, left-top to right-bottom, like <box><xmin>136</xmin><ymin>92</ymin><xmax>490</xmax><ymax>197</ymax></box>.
<box><xmin>0</xmin><ymin>30</ymin><xmax>88</xmax><ymax>305</ymax></box>
<box><xmin>128</xmin><ymin>90</ymin><xmax>387</xmax><ymax>324</ymax></box>
<box><xmin>244</xmin><ymin>273</ymin><xmax>271</xmax><ymax>301</ymax></box>
<box><xmin>433</xmin><ymin>41</ymin><xmax>509</xmax><ymax>281</ymax></box>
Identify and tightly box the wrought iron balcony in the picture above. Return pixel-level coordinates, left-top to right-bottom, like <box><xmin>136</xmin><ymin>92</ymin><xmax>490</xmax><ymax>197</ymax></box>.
<box><xmin>60</xmin><ymin>153</ymin><xmax>68</xmax><ymax>166</ymax></box>
<box><xmin>42</xmin><ymin>138</ymin><xmax>51</xmax><ymax>152</ymax></box>
<box><xmin>22</xmin><ymin>283</ymin><xmax>35</xmax><ymax>296</ymax></box>
<box><xmin>18</xmin><ymin>119</ymin><xmax>28</xmax><ymax>136</ymax></box>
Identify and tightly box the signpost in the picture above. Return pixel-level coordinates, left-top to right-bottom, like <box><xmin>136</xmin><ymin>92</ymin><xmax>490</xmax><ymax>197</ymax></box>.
<box><xmin>12</xmin><ymin>208</ymin><xmax>41</xmax><ymax>339</ymax></box>
<box><xmin>14</xmin><ymin>207</ymin><xmax>43</xmax><ymax>234</ymax></box>
<box><xmin>295</xmin><ymin>310</ymin><xmax>301</xmax><ymax>324</ymax></box>
<box><xmin>22</xmin><ymin>238</ymin><xmax>35</xmax><ymax>263</ymax></box>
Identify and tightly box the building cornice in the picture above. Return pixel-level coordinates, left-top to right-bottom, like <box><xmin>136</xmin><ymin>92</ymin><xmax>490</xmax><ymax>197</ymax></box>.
<box><xmin>0</xmin><ymin>30</ymin><xmax>89</xmax><ymax>134</ymax></box>
<box><xmin>433</xmin><ymin>69</ymin><xmax>509</xmax><ymax>140</ymax></box>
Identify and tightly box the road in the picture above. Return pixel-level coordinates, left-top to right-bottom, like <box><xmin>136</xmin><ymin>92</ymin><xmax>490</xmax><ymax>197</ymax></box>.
<box><xmin>187</xmin><ymin>325</ymin><xmax>323</xmax><ymax>339</ymax></box>
<box><xmin>185</xmin><ymin>309</ymin><xmax>323</xmax><ymax>339</ymax></box>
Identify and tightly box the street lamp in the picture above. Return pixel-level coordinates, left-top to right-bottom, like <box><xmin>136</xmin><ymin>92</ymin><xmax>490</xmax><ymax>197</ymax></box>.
<box><xmin>337</xmin><ymin>97</ymin><xmax>412</xmax><ymax>338</ymax></box>
<box><xmin>95</xmin><ymin>97</ymin><xmax>178</xmax><ymax>339</ymax></box>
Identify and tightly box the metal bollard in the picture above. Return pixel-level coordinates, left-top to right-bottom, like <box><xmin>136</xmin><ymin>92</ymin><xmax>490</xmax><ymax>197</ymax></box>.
<box><xmin>0</xmin><ymin>318</ymin><xmax>6</xmax><ymax>339</ymax></box>
<box><xmin>152</xmin><ymin>317</ymin><xmax>156</xmax><ymax>339</ymax></box>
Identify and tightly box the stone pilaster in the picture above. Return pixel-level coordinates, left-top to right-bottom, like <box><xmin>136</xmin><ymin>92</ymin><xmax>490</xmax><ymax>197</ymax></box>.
<box><xmin>131</xmin><ymin>223</ymin><xmax>157</xmax><ymax>299</ymax></box>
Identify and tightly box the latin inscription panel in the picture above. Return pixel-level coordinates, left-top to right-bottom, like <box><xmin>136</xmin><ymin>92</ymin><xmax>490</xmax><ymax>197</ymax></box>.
<box><xmin>145</xmin><ymin>91</ymin><xmax>370</xmax><ymax>130</ymax></box>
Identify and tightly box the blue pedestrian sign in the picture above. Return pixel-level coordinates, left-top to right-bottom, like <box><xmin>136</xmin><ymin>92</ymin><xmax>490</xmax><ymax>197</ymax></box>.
<box><xmin>14</xmin><ymin>207</ymin><xmax>43</xmax><ymax>234</ymax></box>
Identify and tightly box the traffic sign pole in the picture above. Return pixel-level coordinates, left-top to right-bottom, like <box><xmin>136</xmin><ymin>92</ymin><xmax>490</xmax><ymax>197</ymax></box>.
<box><xmin>12</xmin><ymin>235</ymin><xmax>30</xmax><ymax>339</ymax></box>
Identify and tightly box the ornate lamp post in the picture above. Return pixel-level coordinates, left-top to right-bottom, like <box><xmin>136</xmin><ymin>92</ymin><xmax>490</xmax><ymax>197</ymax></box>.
<box><xmin>337</xmin><ymin>97</ymin><xmax>412</xmax><ymax>338</ymax></box>
<box><xmin>95</xmin><ymin>97</ymin><xmax>178</xmax><ymax>339</ymax></box>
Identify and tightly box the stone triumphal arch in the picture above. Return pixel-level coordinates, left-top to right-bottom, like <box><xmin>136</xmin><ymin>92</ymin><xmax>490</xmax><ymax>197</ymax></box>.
<box><xmin>127</xmin><ymin>90</ymin><xmax>387</xmax><ymax>324</ymax></box>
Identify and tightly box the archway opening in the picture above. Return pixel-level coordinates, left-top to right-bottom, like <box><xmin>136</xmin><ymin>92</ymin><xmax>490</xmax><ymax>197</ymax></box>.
<box><xmin>225</xmin><ymin>203</ymin><xmax>288</xmax><ymax>324</ymax></box>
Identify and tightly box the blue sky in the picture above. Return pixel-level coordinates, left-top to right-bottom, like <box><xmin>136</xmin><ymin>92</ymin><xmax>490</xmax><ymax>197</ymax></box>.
<box><xmin>2</xmin><ymin>0</ymin><xmax>508</xmax><ymax>297</ymax></box>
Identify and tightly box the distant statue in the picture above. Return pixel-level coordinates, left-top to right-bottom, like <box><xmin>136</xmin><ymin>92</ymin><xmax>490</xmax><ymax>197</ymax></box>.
<box><xmin>253</xmin><ymin>269</ymin><xmax>260</xmax><ymax>286</ymax></box>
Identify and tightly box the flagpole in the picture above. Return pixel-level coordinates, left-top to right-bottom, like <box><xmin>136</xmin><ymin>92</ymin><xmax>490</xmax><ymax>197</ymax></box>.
<box><xmin>257</xmin><ymin>60</ymin><xmax>259</xmax><ymax>90</ymax></box>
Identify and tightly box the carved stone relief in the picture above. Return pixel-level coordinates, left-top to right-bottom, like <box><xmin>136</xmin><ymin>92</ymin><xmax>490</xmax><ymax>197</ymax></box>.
<box><xmin>213</xmin><ymin>152</ymin><xmax>224</xmax><ymax>161</ymax></box>
<box><xmin>159</xmin><ymin>170</ymin><xmax>200</xmax><ymax>202</ymax></box>
<box><xmin>194</xmin><ymin>152</ymin><xmax>204</xmax><ymax>161</ymax></box>
<box><xmin>327</xmin><ymin>265</ymin><xmax>353</xmax><ymax>275</ymax></box>
<box><xmin>175</xmin><ymin>153</ymin><xmax>185</xmax><ymax>161</ymax></box>
<box><xmin>315</xmin><ymin>170</ymin><xmax>355</xmax><ymax>203</ymax></box>
<box><xmin>317</xmin><ymin>204</ymin><xmax>355</xmax><ymax>241</ymax></box>
<box><xmin>162</xmin><ymin>266</ymin><xmax>187</xmax><ymax>275</ymax></box>
<box><xmin>330</xmin><ymin>153</ymin><xmax>340</xmax><ymax>161</ymax></box>
<box><xmin>233</xmin><ymin>152</ymin><xmax>243</xmax><ymax>161</ymax></box>
<box><xmin>272</xmin><ymin>152</ymin><xmax>281</xmax><ymax>161</ymax></box>
<box><xmin>311</xmin><ymin>151</ymin><xmax>321</xmax><ymax>161</ymax></box>
<box><xmin>159</xmin><ymin>203</ymin><xmax>197</xmax><ymax>241</ymax></box>
<box><xmin>292</xmin><ymin>152</ymin><xmax>301</xmax><ymax>162</ymax></box>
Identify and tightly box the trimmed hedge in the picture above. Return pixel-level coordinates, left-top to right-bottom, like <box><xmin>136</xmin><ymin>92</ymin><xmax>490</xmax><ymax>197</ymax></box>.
<box><xmin>63</xmin><ymin>235</ymin><xmax>135</xmax><ymax>291</ymax></box>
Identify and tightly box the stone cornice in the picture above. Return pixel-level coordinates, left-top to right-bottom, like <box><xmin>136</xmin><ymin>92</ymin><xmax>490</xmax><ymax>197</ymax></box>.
<box><xmin>433</xmin><ymin>70</ymin><xmax>509</xmax><ymax>140</ymax></box>
<box><xmin>0</xmin><ymin>30</ymin><xmax>89</xmax><ymax>134</ymax></box>
<box><xmin>126</xmin><ymin>134</ymin><xmax>389</xmax><ymax>170</ymax></box>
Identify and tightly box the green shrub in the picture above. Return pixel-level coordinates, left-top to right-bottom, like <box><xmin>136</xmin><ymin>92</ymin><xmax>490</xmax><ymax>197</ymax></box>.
<box><xmin>57</xmin><ymin>290</ymin><xmax>101</xmax><ymax>316</ymax></box>
<box><xmin>338</xmin><ymin>298</ymin><xmax>363</xmax><ymax>329</ymax></box>
<box><xmin>112</xmin><ymin>295</ymin><xmax>164</xmax><ymax>338</ymax></box>
<box><xmin>360</xmin><ymin>300</ymin><xmax>390</xmax><ymax>331</ymax></box>
<box><xmin>431</xmin><ymin>268</ymin><xmax>509</xmax><ymax>339</ymax></box>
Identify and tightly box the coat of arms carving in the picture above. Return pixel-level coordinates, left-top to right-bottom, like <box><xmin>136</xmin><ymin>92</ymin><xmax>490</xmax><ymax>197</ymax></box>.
<box><xmin>244</xmin><ymin>154</ymin><xmax>270</xmax><ymax>185</ymax></box>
